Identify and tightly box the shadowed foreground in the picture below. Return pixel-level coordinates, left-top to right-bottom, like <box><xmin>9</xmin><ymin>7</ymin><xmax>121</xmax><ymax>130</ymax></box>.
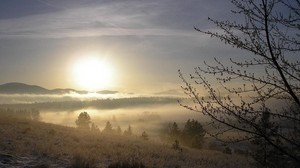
<box><xmin>0</xmin><ymin>115</ymin><xmax>252</xmax><ymax>168</ymax></box>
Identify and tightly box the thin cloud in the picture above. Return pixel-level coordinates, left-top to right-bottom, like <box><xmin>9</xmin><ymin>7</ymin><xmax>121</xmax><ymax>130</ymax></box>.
<box><xmin>0</xmin><ymin>0</ymin><xmax>215</xmax><ymax>39</ymax></box>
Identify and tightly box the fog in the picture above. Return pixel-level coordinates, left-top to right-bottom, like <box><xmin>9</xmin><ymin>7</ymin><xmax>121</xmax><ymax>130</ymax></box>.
<box><xmin>40</xmin><ymin>103</ymin><xmax>204</xmax><ymax>137</ymax></box>
<box><xmin>0</xmin><ymin>93</ymin><xmax>207</xmax><ymax>137</ymax></box>
<box><xmin>0</xmin><ymin>92</ymin><xmax>139</xmax><ymax>104</ymax></box>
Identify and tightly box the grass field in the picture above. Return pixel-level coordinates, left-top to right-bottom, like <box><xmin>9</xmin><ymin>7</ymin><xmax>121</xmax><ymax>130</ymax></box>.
<box><xmin>0</xmin><ymin>115</ymin><xmax>254</xmax><ymax>168</ymax></box>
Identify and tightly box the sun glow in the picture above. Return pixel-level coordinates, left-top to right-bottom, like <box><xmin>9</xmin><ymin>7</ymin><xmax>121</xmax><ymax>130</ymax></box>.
<box><xmin>72</xmin><ymin>56</ymin><xmax>114</xmax><ymax>91</ymax></box>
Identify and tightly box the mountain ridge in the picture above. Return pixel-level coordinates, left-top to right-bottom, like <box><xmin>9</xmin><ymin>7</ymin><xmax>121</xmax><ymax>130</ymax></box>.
<box><xmin>0</xmin><ymin>82</ymin><xmax>117</xmax><ymax>95</ymax></box>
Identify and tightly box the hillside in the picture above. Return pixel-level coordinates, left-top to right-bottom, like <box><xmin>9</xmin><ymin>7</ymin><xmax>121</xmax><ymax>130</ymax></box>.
<box><xmin>0</xmin><ymin>82</ymin><xmax>88</xmax><ymax>94</ymax></box>
<box><xmin>0</xmin><ymin>82</ymin><xmax>50</xmax><ymax>94</ymax></box>
<box><xmin>0</xmin><ymin>115</ymin><xmax>253</xmax><ymax>168</ymax></box>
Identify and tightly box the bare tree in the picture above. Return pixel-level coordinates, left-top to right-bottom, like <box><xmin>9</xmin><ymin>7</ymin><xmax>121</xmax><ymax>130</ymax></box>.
<box><xmin>179</xmin><ymin>0</ymin><xmax>300</xmax><ymax>166</ymax></box>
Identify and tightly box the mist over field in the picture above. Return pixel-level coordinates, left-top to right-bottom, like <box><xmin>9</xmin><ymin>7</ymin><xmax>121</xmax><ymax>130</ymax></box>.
<box><xmin>0</xmin><ymin>87</ymin><xmax>288</xmax><ymax>133</ymax></box>
<box><xmin>0</xmin><ymin>92</ymin><xmax>204</xmax><ymax>135</ymax></box>
<box><xmin>0</xmin><ymin>92</ymin><xmax>146</xmax><ymax>104</ymax></box>
<box><xmin>0</xmin><ymin>90</ymin><xmax>255</xmax><ymax>168</ymax></box>
<box><xmin>41</xmin><ymin>104</ymin><xmax>201</xmax><ymax>136</ymax></box>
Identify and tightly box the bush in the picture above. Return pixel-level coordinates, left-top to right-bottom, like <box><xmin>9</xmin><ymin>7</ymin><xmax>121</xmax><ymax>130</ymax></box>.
<box><xmin>141</xmin><ymin>131</ymin><xmax>149</xmax><ymax>140</ymax></box>
<box><xmin>172</xmin><ymin>139</ymin><xmax>182</xmax><ymax>152</ymax></box>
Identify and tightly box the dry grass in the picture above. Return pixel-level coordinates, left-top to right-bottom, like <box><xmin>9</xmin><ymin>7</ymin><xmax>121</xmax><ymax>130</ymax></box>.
<box><xmin>0</xmin><ymin>115</ymin><xmax>254</xmax><ymax>168</ymax></box>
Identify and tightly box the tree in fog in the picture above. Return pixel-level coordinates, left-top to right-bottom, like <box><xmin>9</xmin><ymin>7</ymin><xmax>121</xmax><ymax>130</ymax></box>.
<box><xmin>181</xmin><ymin>119</ymin><xmax>205</xmax><ymax>149</ymax></box>
<box><xmin>91</xmin><ymin>122</ymin><xmax>100</xmax><ymax>132</ymax></box>
<box><xmin>123</xmin><ymin>125</ymin><xmax>133</xmax><ymax>136</ymax></box>
<box><xmin>169</xmin><ymin>122</ymin><xmax>181</xmax><ymax>140</ymax></box>
<box><xmin>75</xmin><ymin>112</ymin><xmax>91</xmax><ymax>130</ymax></box>
<box><xmin>116</xmin><ymin>125</ymin><xmax>122</xmax><ymax>135</ymax></box>
<box><xmin>103</xmin><ymin>121</ymin><xmax>113</xmax><ymax>134</ymax></box>
<box><xmin>163</xmin><ymin>120</ymin><xmax>205</xmax><ymax>149</ymax></box>
<box><xmin>179</xmin><ymin>0</ymin><xmax>300</xmax><ymax>166</ymax></box>
<box><xmin>251</xmin><ymin>108</ymin><xmax>283</xmax><ymax>167</ymax></box>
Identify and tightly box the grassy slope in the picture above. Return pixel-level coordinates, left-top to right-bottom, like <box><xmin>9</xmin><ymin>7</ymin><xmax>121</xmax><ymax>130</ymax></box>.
<box><xmin>0</xmin><ymin>116</ymin><xmax>253</xmax><ymax>168</ymax></box>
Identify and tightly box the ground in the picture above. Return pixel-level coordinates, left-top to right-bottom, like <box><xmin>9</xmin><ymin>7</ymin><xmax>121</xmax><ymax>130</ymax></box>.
<box><xmin>0</xmin><ymin>115</ymin><xmax>253</xmax><ymax>168</ymax></box>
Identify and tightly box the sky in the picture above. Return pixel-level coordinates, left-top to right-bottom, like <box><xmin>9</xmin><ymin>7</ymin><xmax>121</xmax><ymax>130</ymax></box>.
<box><xmin>0</xmin><ymin>0</ymin><xmax>245</xmax><ymax>94</ymax></box>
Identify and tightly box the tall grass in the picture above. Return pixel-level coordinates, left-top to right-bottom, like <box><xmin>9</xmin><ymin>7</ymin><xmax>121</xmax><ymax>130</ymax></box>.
<box><xmin>0</xmin><ymin>115</ymin><xmax>254</xmax><ymax>168</ymax></box>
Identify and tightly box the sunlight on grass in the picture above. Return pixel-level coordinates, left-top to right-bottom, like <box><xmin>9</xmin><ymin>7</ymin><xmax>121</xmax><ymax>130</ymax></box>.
<box><xmin>0</xmin><ymin>113</ymin><xmax>254</xmax><ymax>168</ymax></box>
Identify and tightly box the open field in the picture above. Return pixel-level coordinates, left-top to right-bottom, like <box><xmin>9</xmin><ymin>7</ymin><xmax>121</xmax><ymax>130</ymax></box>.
<box><xmin>0</xmin><ymin>114</ymin><xmax>254</xmax><ymax>168</ymax></box>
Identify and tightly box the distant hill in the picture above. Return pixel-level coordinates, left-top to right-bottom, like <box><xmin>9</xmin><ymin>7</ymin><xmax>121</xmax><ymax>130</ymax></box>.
<box><xmin>0</xmin><ymin>82</ymin><xmax>90</xmax><ymax>94</ymax></box>
<box><xmin>97</xmin><ymin>90</ymin><xmax>119</xmax><ymax>94</ymax></box>
<box><xmin>0</xmin><ymin>82</ymin><xmax>50</xmax><ymax>94</ymax></box>
<box><xmin>51</xmin><ymin>88</ymin><xmax>88</xmax><ymax>94</ymax></box>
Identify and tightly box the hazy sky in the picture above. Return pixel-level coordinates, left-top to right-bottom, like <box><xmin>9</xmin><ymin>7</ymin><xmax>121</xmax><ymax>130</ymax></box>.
<box><xmin>0</xmin><ymin>0</ymin><xmax>245</xmax><ymax>93</ymax></box>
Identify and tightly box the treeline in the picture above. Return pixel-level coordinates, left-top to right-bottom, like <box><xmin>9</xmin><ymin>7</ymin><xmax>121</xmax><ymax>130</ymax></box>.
<box><xmin>0</xmin><ymin>108</ymin><xmax>40</xmax><ymax>120</ymax></box>
<box><xmin>0</xmin><ymin>97</ymin><xmax>180</xmax><ymax>111</ymax></box>
<box><xmin>161</xmin><ymin>119</ymin><xmax>206</xmax><ymax>149</ymax></box>
<box><xmin>75</xmin><ymin>112</ymin><xmax>149</xmax><ymax>140</ymax></box>
<box><xmin>74</xmin><ymin>111</ymin><xmax>205</xmax><ymax>147</ymax></box>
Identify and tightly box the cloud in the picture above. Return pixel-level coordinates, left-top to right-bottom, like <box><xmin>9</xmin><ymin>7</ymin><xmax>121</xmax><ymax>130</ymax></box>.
<box><xmin>0</xmin><ymin>0</ymin><xmax>220</xmax><ymax>39</ymax></box>
<box><xmin>154</xmin><ymin>89</ymin><xmax>185</xmax><ymax>97</ymax></box>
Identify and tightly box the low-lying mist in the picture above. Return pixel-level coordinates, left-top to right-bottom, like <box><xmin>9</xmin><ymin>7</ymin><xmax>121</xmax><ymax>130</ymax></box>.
<box><xmin>0</xmin><ymin>93</ymin><xmax>206</xmax><ymax>138</ymax></box>
<box><xmin>40</xmin><ymin>103</ymin><xmax>203</xmax><ymax>137</ymax></box>
<box><xmin>0</xmin><ymin>92</ymin><xmax>137</xmax><ymax>104</ymax></box>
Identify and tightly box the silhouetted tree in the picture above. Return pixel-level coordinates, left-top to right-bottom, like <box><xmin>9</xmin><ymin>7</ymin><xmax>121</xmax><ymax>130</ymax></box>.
<box><xmin>123</xmin><ymin>125</ymin><xmax>132</xmax><ymax>136</ymax></box>
<box><xmin>116</xmin><ymin>125</ymin><xmax>122</xmax><ymax>135</ymax></box>
<box><xmin>251</xmin><ymin>107</ymin><xmax>285</xmax><ymax>168</ymax></box>
<box><xmin>181</xmin><ymin>119</ymin><xmax>205</xmax><ymax>149</ymax></box>
<box><xmin>103</xmin><ymin>121</ymin><xmax>113</xmax><ymax>134</ymax></box>
<box><xmin>75</xmin><ymin>112</ymin><xmax>91</xmax><ymax>130</ymax></box>
<box><xmin>91</xmin><ymin>122</ymin><xmax>100</xmax><ymax>132</ymax></box>
<box><xmin>180</xmin><ymin>0</ymin><xmax>300</xmax><ymax>166</ymax></box>
<box><xmin>169</xmin><ymin>122</ymin><xmax>181</xmax><ymax>140</ymax></box>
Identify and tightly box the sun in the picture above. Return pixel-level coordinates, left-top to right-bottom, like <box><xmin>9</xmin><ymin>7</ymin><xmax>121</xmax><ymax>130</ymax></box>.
<box><xmin>71</xmin><ymin>57</ymin><xmax>113</xmax><ymax>91</ymax></box>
